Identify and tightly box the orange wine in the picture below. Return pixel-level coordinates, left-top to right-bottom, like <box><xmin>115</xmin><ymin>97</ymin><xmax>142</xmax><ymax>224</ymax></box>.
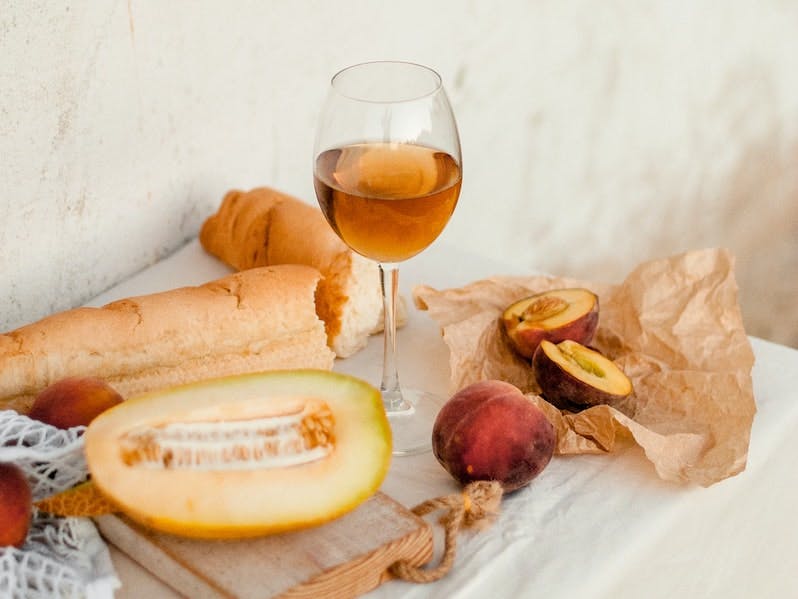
<box><xmin>313</xmin><ymin>142</ymin><xmax>461</xmax><ymax>263</ymax></box>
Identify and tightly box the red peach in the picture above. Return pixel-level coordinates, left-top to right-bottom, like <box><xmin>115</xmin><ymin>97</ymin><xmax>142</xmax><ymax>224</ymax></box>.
<box><xmin>432</xmin><ymin>380</ymin><xmax>556</xmax><ymax>492</ymax></box>
<box><xmin>0</xmin><ymin>462</ymin><xmax>32</xmax><ymax>548</ymax></box>
<box><xmin>29</xmin><ymin>377</ymin><xmax>124</xmax><ymax>429</ymax></box>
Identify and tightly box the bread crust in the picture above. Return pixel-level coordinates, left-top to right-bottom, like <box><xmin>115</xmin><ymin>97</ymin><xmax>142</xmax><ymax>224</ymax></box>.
<box><xmin>200</xmin><ymin>187</ymin><xmax>384</xmax><ymax>358</ymax></box>
<box><xmin>0</xmin><ymin>265</ymin><xmax>334</xmax><ymax>413</ymax></box>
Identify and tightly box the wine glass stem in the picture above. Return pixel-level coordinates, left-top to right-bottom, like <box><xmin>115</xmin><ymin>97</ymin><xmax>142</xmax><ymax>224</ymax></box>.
<box><xmin>379</xmin><ymin>264</ymin><xmax>412</xmax><ymax>413</ymax></box>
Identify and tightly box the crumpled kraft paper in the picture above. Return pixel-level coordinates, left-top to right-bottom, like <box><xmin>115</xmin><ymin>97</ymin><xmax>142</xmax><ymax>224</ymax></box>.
<box><xmin>413</xmin><ymin>249</ymin><xmax>756</xmax><ymax>486</ymax></box>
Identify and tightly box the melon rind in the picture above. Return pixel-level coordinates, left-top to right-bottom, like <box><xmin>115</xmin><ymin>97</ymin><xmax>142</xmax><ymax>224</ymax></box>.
<box><xmin>84</xmin><ymin>369</ymin><xmax>391</xmax><ymax>539</ymax></box>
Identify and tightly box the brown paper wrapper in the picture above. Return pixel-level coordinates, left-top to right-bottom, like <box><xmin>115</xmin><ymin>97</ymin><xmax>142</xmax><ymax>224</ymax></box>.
<box><xmin>413</xmin><ymin>249</ymin><xmax>756</xmax><ymax>486</ymax></box>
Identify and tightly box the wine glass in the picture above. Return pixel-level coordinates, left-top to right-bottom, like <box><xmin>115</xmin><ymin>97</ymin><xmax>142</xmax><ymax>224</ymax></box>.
<box><xmin>312</xmin><ymin>61</ymin><xmax>462</xmax><ymax>455</ymax></box>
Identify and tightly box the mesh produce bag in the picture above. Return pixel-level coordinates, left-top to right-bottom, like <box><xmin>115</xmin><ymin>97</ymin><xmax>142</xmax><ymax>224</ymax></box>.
<box><xmin>0</xmin><ymin>411</ymin><xmax>119</xmax><ymax>599</ymax></box>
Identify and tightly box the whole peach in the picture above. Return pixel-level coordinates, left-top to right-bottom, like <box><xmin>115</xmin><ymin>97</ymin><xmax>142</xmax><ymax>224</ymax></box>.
<box><xmin>432</xmin><ymin>380</ymin><xmax>556</xmax><ymax>492</ymax></box>
<box><xmin>0</xmin><ymin>462</ymin><xmax>32</xmax><ymax>548</ymax></box>
<box><xmin>28</xmin><ymin>377</ymin><xmax>124</xmax><ymax>429</ymax></box>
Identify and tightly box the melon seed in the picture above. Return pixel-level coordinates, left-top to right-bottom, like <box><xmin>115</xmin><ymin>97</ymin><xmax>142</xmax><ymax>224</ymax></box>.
<box><xmin>119</xmin><ymin>400</ymin><xmax>335</xmax><ymax>471</ymax></box>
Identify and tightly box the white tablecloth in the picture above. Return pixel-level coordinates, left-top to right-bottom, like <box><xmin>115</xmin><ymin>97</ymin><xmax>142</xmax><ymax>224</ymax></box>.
<box><xmin>88</xmin><ymin>240</ymin><xmax>798</xmax><ymax>599</ymax></box>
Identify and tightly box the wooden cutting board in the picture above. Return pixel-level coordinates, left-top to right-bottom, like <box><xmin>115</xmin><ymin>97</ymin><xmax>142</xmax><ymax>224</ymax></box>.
<box><xmin>95</xmin><ymin>492</ymin><xmax>432</xmax><ymax>599</ymax></box>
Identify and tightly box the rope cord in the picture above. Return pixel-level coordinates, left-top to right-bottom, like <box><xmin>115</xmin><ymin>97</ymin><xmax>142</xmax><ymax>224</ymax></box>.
<box><xmin>389</xmin><ymin>480</ymin><xmax>503</xmax><ymax>583</ymax></box>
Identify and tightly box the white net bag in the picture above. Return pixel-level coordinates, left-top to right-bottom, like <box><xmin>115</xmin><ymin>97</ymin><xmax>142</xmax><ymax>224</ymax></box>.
<box><xmin>0</xmin><ymin>411</ymin><xmax>120</xmax><ymax>599</ymax></box>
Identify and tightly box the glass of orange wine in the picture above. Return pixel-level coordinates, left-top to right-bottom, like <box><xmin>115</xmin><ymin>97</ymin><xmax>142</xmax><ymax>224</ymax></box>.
<box><xmin>313</xmin><ymin>61</ymin><xmax>462</xmax><ymax>455</ymax></box>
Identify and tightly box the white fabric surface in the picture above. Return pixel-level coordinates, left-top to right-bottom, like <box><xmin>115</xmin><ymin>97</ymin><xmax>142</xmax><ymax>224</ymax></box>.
<box><xmin>85</xmin><ymin>239</ymin><xmax>798</xmax><ymax>599</ymax></box>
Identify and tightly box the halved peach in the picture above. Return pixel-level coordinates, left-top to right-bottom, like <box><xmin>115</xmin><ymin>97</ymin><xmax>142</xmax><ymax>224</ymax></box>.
<box><xmin>501</xmin><ymin>288</ymin><xmax>599</xmax><ymax>359</ymax></box>
<box><xmin>533</xmin><ymin>340</ymin><xmax>632</xmax><ymax>410</ymax></box>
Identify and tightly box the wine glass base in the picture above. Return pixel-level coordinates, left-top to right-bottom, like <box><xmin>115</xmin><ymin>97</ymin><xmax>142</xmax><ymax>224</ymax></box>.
<box><xmin>385</xmin><ymin>388</ymin><xmax>445</xmax><ymax>456</ymax></box>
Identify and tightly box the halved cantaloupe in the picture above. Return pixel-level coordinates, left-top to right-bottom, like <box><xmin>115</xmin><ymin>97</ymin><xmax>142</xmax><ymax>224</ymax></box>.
<box><xmin>84</xmin><ymin>369</ymin><xmax>391</xmax><ymax>539</ymax></box>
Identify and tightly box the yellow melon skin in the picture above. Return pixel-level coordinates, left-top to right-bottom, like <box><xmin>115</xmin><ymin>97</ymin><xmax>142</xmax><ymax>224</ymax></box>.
<box><xmin>84</xmin><ymin>370</ymin><xmax>391</xmax><ymax>539</ymax></box>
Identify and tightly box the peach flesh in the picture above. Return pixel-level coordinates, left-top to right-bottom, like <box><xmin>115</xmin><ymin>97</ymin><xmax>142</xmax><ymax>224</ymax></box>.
<box><xmin>432</xmin><ymin>380</ymin><xmax>556</xmax><ymax>492</ymax></box>
<box><xmin>501</xmin><ymin>288</ymin><xmax>599</xmax><ymax>359</ymax></box>
<box><xmin>533</xmin><ymin>340</ymin><xmax>632</xmax><ymax>410</ymax></box>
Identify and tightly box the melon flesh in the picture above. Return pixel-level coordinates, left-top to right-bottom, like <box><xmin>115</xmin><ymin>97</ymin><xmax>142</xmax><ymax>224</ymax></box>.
<box><xmin>84</xmin><ymin>369</ymin><xmax>391</xmax><ymax>539</ymax></box>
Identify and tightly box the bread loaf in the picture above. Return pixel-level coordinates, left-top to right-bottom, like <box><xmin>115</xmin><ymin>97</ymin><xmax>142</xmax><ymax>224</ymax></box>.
<box><xmin>0</xmin><ymin>265</ymin><xmax>334</xmax><ymax>414</ymax></box>
<box><xmin>200</xmin><ymin>187</ymin><xmax>386</xmax><ymax>358</ymax></box>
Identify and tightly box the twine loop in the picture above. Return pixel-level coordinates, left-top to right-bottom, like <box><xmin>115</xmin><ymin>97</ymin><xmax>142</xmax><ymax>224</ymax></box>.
<box><xmin>389</xmin><ymin>480</ymin><xmax>503</xmax><ymax>583</ymax></box>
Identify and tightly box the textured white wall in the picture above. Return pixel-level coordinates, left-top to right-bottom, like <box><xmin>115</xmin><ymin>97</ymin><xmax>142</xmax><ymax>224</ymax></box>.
<box><xmin>2</xmin><ymin>1</ymin><xmax>797</xmax><ymax>346</ymax></box>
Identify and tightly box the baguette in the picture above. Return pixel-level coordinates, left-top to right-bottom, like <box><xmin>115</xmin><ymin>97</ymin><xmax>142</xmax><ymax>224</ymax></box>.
<box><xmin>200</xmin><ymin>187</ymin><xmax>387</xmax><ymax>358</ymax></box>
<box><xmin>0</xmin><ymin>265</ymin><xmax>334</xmax><ymax>414</ymax></box>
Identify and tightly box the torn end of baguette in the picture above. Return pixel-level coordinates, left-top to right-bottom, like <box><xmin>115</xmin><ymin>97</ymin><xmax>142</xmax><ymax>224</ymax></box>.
<box><xmin>200</xmin><ymin>187</ymin><xmax>409</xmax><ymax>360</ymax></box>
<box><xmin>265</xmin><ymin>192</ymin><xmax>386</xmax><ymax>358</ymax></box>
<box><xmin>320</xmin><ymin>252</ymin><xmax>382</xmax><ymax>359</ymax></box>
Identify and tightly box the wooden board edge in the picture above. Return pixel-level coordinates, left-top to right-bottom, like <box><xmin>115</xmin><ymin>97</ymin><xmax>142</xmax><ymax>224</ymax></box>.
<box><xmin>95</xmin><ymin>492</ymin><xmax>434</xmax><ymax>599</ymax></box>
<box><xmin>279</xmin><ymin>508</ymin><xmax>433</xmax><ymax>599</ymax></box>
<box><xmin>95</xmin><ymin>514</ymin><xmax>230</xmax><ymax>599</ymax></box>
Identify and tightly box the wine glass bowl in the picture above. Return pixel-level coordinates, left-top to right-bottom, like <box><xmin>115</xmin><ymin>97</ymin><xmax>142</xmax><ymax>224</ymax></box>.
<box><xmin>314</xmin><ymin>143</ymin><xmax>461</xmax><ymax>263</ymax></box>
<box><xmin>313</xmin><ymin>61</ymin><xmax>462</xmax><ymax>455</ymax></box>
